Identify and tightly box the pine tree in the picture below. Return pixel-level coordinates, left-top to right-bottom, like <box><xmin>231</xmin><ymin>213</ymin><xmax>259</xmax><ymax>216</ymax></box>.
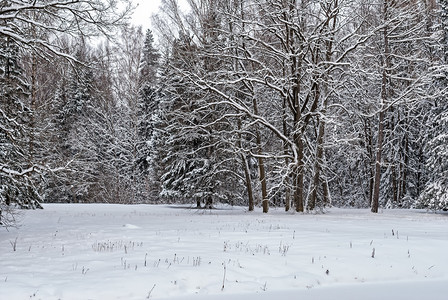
<box><xmin>46</xmin><ymin>46</ymin><xmax>96</xmax><ymax>203</ymax></box>
<box><xmin>136</xmin><ymin>29</ymin><xmax>160</xmax><ymax>202</ymax></box>
<box><xmin>416</xmin><ymin>0</ymin><xmax>448</xmax><ymax>211</ymax></box>
<box><xmin>0</xmin><ymin>34</ymin><xmax>42</xmax><ymax>213</ymax></box>
<box><xmin>157</xmin><ymin>35</ymin><xmax>200</xmax><ymax>204</ymax></box>
<box><xmin>45</xmin><ymin>80</ymin><xmax>72</xmax><ymax>202</ymax></box>
<box><xmin>418</xmin><ymin>110</ymin><xmax>448</xmax><ymax>210</ymax></box>
<box><xmin>157</xmin><ymin>27</ymin><xmax>242</xmax><ymax>208</ymax></box>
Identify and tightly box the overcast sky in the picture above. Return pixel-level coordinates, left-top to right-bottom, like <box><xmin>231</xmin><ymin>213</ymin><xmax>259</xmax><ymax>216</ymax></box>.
<box><xmin>130</xmin><ymin>0</ymin><xmax>162</xmax><ymax>30</ymax></box>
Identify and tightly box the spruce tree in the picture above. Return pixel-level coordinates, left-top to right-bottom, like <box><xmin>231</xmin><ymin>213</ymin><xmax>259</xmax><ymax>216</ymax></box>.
<box><xmin>136</xmin><ymin>29</ymin><xmax>160</xmax><ymax>202</ymax></box>
<box><xmin>46</xmin><ymin>47</ymin><xmax>95</xmax><ymax>203</ymax></box>
<box><xmin>158</xmin><ymin>31</ymin><xmax>242</xmax><ymax>208</ymax></box>
<box><xmin>0</xmin><ymin>35</ymin><xmax>42</xmax><ymax>212</ymax></box>
<box><xmin>418</xmin><ymin>110</ymin><xmax>448</xmax><ymax>210</ymax></box>
<box><xmin>416</xmin><ymin>0</ymin><xmax>448</xmax><ymax>210</ymax></box>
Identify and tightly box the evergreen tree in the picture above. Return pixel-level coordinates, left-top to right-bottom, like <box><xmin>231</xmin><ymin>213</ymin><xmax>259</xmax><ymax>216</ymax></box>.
<box><xmin>136</xmin><ymin>29</ymin><xmax>160</xmax><ymax>202</ymax></box>
<box><xmin>156</xmin><ymin>35</ymin><xmax>200</xmax><ymax>204</ymax></box>
<box><xmin>0</xmin><ymin>34</ymin><xmax>42</xmax><ymax>214</ymax></box>
<box><xmin>416</xmin><ymin>0</ymin><xmax>448</xmax><ymax>211</ymax></box>
<box><xmin>46</xmin><ymin>46</ymin><xmax>96</xmax><ymax>203</ymax></box>
<box><xmin>158</xmin><ymin>29</ymin><xmax>242</xmax><ymax>208</ymax></box>
<box><xmin>418</xmin><ymin>110</ymin><xmax>448</xmax><ymax>210</ymax></box>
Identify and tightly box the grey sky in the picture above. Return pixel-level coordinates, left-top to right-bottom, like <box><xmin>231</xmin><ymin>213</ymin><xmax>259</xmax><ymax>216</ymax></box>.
<box><xmin>131</xmin><ymin>0</ymin><xmax>161</xmax><ymax>30</ymax></box>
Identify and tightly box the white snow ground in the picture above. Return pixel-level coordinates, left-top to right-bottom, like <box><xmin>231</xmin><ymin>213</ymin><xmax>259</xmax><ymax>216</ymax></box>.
<box><xmin>1</xmin><ymin>204</ymin><xmax>447</xmax><ymax>299</ymax></box>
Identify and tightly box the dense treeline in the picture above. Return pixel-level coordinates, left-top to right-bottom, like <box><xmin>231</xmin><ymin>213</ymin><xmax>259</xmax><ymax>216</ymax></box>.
<box><xmin>1</xmin><ymin>0</ymin><xmax>448</xmax><ymax>224</ymax></box>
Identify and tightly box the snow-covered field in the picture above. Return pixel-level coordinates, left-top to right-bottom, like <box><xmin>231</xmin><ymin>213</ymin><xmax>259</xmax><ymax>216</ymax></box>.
<box><xmin>1</xmin><ymin>204</ymin><xmax>447</xmax><ymax>300</ymax></box>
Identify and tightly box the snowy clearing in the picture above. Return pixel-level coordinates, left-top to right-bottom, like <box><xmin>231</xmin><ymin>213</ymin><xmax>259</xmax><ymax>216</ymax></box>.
<box><xmin>1</xmin><ymin>204</ymin><xmax>447</xmax><ymax>299</ymax></box>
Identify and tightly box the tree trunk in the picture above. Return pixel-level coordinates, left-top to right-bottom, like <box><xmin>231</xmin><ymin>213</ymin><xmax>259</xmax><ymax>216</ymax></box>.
<box><xmin>392</xmin><ymin>165</ymin><xmax>398</xmax><ymax>204</ymax></box>
<box><xmin>282</xmin><ymin>78</ymin><xmax>291</xmax><ymax>211</ymax></box>
<box><xmin>243</xmin><ymin>154</ymin><xmax>255</xmax><ymax>211</ymax></box>
<box><xmin>401</xmin><ymin>135</ymin><xmax>409</xmax><ymax>201</ymax></box>
<box><xmin>309</xmin><ymin>116</ymin><xmax>325</xmax><ymax>211</ymax></box>
<box><xmin>237</xmin><ymin>119</ymin><xmax>254</xmax><ymax>211</ymax></box>
<box><xmin>235</xmin><ymin>2</ymin><xmax>268</xmax><ymax>213</ymax></box>
<box><xmin>231</xmin><ymin>4</ymin><xmax>255</xmax><ymax>212</ymax></box>
<box><xmin>258</xmin><ymin>148</ymin><xmax>268</xmax><ymax>213</ymax></box>
<box><xmin>322</xmin><ymin>179</ymin><xmax>330</xmax><ymax>207</ymax></box>
<box><xmin>372</xmin><ymin>0</ymin><xmax>390</xmax><ymax>213</ymax></box>
<box><xmin>285</xmin><ymin>179</ymin><xmax>291</xmax><ymax>211</ymax></box>
<box><xmin>205</xmin><ymin>196</ymin><xmax>213</xmax><ymax>209</ymax></box>
<box><xmin>252</xmin><ymin>98</ymin><xmax>268</xmax><ymax>213</ymax></box>
<box><xmin>294</xmin><ymin>135</ymin><xmax>305</xmax><ymax>212</ymax></box>
<box><xmin>289</xmin><ymin>1</ymin><xmax>304</xmax><ymax>213</ymax></box>
<box><xmin>365</xmin><ymin>119</ymin><xmax>375</xmax><ymax>207</ymax></box>
<box><xmin>372</xmin><ymin>109</ymin><xmax>384</xmax><ymax>213</ymax></box>
<box><xmin>309</xmin><ymin>0</ymin><xmax>337</xmax><ymax>211</ymax></box>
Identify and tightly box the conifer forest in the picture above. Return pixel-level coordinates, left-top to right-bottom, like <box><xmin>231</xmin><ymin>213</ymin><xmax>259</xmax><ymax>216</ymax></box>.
<box><xmin>1</xmin><ymin>0</ymin><xmax>448</xmax><ymax>225</ymax></box>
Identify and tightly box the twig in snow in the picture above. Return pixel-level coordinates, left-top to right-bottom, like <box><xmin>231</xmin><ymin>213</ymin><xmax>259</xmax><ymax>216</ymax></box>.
<box><xmin>146</xmin><ymin>284</ymin><xmax>156</xmax><ymax>298</ymax></box>
<box><xmin>221</xmin><ymin>262</ymin><xmax>227</xmax><ymax>291</ymax></box>
<box><xmin>82</xmin><ymin>267</ymin><xmax>89</xmax><ymax>275</ymax></box>
<box><xmin>10</xmin><ymin>237</ymin><xmax>18</xmax><ymax>251</ymax></box>
<box><xmin>261</xmin><ymin>282</ymin><xmax>267</xmax><ymax>291</ymax></box>
<box><xmin>29</xmin><ymin>290</ymin><xmax>38</xmax><ymax>298</ymax></box>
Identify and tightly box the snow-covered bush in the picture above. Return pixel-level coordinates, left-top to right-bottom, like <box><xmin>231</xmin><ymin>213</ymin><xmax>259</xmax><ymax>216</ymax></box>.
<box><xmin>416</xmin><ymin>183</ymin><xmax>448</xmax><ymax>211</ymax></box>
<box><xmin>0</xmin><ymin>202</ymin><xmax>20</xmax><ymax>228</ymax></box>
<box><xmin>415</xmin><ymin>109</ymin><xmax>448</xmax><ymax>211</ymax></box>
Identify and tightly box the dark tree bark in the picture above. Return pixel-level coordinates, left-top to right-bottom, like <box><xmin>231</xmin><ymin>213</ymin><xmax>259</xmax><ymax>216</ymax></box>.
<box><xmin>372</xmin><ymin>0</ymin><xmax>390</xmax><ymax>213</ymax></box>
